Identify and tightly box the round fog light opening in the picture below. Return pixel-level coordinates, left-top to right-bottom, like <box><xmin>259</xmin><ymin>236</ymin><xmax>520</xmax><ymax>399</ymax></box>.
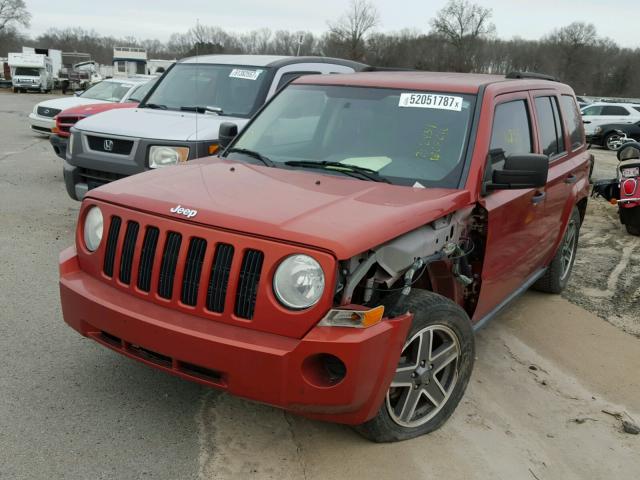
<box><xmin>301</xmin><ymin>353</ymin><xmax>346</xmax><ymax>388</ymax></box>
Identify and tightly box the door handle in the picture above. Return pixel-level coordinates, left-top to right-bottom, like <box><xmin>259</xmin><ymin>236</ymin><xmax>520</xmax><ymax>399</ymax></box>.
<box><xmin>531</xmin><ymin>191</ymin><xmax>546</xmax><ymax>205</ymax></box>
<box><xmin>564</xmin><ymin>174</ymin><xmax>578</xmax><ymax>184</ymax></box>
<box><xmin>583</xmin><ymin>120</ymin><xmax>591</xmax><ymax>124</ymax></box>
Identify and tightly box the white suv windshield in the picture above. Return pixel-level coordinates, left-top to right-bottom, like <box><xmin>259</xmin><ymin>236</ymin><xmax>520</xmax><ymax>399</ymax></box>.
<box><xmin>142</xmin><ymin>63</ymin><xmax>269</xmax><ymax>117</ymax></box>
<box><xmin>15</xmin><ymin>67</ymin><xmax>40</xmax><ymax>76</ymax></box>
<box><xmin>231</xmin><ymin>85</ymin><xmax>477</xmax><ymax>187</ymax></box>
<box><xmin>81</xmin><ymin>81</ymin><xmax>134</xmax><ymax>102</ymax></box>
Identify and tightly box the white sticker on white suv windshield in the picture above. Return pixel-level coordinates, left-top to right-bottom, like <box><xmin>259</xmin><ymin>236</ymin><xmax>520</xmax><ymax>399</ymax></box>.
<box><xmin>229</xmin><ymin>69</ymin><xmax>262</xmax><ymax>80</ymax></box>
<box><xmin>399</xmin><ymin>93</ymin><xmax>463</xmax><ymax>112</ymax></box>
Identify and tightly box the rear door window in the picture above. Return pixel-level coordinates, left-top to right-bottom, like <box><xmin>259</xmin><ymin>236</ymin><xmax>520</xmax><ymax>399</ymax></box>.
<box><xmin>490</xmin><ymin>100</ymin><xmax>533</xmax><ymax>157</ymax></box>
<box><xmin>601</xmin><ymin>105</ymin><xmax>630</xmax><ymax>116</ymax></box>
<box><xmin>560</xmin><ymin>95</ymin><xmax>584</xmax><ymax>150</ymax></box>
<box><xmin>535</xmin><ymin>96</ymin><xmax>565</xmax><ymax>158</ymax></box>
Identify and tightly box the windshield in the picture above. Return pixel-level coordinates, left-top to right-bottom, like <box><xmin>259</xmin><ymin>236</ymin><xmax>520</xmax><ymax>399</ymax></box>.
<box><xmin>15</xmin><ymin>67</ymin><xmax>40</xmax><ymax>76</ymax></box>
<box><xmin>142</xmin><ymin>63</ymin><xmax>269</xmax><ymax>117</ymax></box>
<box><xmin>81</xmin><ymin>81</ymin><xmax>135</xmax><ymax>102</ymax></box>
<box><xmin>127</xmin><ymin>78</ymin><xmax>158</xmax><ymax>103</ymax></box>
<box><xmin>231</xmin><ymin>85</ymin><xmax>477</xmax><ymax>187</ymax></box>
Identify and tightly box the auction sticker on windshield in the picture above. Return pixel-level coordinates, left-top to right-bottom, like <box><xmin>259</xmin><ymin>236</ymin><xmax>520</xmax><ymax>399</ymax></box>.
<box><xmin>229</xmin><ymin>69</ymin><xmax>262</xmax><ymax>80</ymax></box>
<box><xmin>399</xmin><ymin>93</ymin><xmax>463</xmax><ymax>112</ymax></box>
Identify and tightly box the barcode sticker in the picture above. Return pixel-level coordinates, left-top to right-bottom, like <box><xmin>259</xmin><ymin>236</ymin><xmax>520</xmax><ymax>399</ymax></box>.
<box><xmin>229</xmin><ymin>69</ymin><xmax>262</xmax><ymax>80</ymax></box>
<box><xmin>399</xmin><ymin>93</ymin><xmax>463</xmax><ymax>112</ymax></box>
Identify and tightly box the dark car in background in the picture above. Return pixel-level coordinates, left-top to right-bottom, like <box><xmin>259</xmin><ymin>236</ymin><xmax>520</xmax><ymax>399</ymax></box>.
<box><xmin>590</xmin><ymin>120</ymin><xmax>640</xmax><ymax>150</ymax></box>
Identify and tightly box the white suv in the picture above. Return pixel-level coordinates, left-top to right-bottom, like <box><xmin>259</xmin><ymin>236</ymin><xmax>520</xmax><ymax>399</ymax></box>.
<box><xmin>581</xmin><ymin>102</ymin><xmax>640</xmax><ymax>136</ymax></box>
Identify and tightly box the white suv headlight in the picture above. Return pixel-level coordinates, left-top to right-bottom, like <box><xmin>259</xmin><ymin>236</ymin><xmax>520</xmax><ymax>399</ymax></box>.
<box><xmin>273</xmin><ymin>255</ymin><xmax>325</xmax><ymax>310</ymax></box>
<box><xmin>148</xmin><ymin>146</ymin><xmax>189</xmax><ymax>168</ymax></box>
<box><xmin>83</xmin><ymin>206</ymin><xmax>103</xmax><ymax>252</ymax></box>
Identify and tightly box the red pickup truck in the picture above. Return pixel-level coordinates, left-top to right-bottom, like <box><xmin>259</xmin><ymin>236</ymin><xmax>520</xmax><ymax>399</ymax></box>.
<box><xmin>59</xmin><ymin>71</ymin><xmax>591</xmax><ymax>442</ymax></box>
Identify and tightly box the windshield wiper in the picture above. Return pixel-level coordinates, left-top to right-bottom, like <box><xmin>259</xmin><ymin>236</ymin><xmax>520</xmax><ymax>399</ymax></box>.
<box><xmin>180</xmin><ymin>106</ymin><xmax>224</xmax><ymax>115</ymax></box>
<box><xmin>143</xmin><ymin>103</ymin><xmax>168</xmax><ymax>110</ymax></box>
<box><xmin>284</xmin><ymin>160</ymin><xmax>390</xmax><ymax>183</ymax></box>
<box><xmin>226</xmin><ymin>147</ymin><xmax>275</xmax><ymax>167</ymax></box>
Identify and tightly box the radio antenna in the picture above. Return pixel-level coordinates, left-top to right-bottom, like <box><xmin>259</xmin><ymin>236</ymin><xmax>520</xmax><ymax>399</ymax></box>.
<box><xmin>194</xmin><ymin>18</ymin><xmax>199</xmax><ymax>152</ymax></box>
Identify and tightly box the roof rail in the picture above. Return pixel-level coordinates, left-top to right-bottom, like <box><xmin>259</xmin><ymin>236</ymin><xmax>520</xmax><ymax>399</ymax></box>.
<box><xmin>362</xmin><ymin>66</ymin><xmax>417</xmax><ymax>72</ymax></box>
<box><xmin>506</xmin><ymin>71</ymin><xmax>556</xmax><ymax>81</ymax></box>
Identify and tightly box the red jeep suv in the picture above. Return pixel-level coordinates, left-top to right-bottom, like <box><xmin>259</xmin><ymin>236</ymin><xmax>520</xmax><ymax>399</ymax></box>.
<box><xmin>59</xmin><ymin>71</ymin><xmax>591</xmax><ymax>442</ymax></box>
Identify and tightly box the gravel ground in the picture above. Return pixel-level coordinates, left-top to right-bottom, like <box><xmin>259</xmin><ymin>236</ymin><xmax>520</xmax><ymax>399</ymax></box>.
<box><xmin>1</xmin><ymin>90</ymin><xmax>638</xmax><ymax>480</ymax></box>
<box><xmin>563</xmin><ymin>148</ymin><xmax>640</xmax><ymax>336</ymax></box>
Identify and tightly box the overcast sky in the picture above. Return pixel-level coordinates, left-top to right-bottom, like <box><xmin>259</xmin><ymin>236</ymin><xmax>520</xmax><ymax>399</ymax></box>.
<box><xmin>23</xmin><ymin>0</ymin><xmax>640</xmax><ymax>48</ymax></box>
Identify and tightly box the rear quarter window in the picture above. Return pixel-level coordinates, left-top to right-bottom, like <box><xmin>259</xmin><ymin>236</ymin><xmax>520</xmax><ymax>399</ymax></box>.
<box><xmin>560</xmin><ymin>95</ymin><xmax>584</xmax><ymax>150</ymax></box>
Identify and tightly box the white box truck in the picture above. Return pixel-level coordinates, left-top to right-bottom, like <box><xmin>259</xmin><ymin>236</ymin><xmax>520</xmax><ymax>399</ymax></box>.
<box><xmin>8</xmin><ymin>52</ymin><xmax>54</xmax><ymax>93</ymax></box>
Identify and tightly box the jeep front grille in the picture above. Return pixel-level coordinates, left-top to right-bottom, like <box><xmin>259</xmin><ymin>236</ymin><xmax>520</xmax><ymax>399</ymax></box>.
<box><xmin>102</xmin><ymin>216</ymin><xmax>262</xmax><ymax>320</ymax></box>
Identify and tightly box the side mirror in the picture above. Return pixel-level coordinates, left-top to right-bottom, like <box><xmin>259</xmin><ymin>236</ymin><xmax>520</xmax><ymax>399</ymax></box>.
<box><xmin>218</xmin><ymin>122</ymin><xmax>238</xmax><ymax>149</ymax></box>
<box><xmin>486</xmin><ymin>153</ymin><xmax>549</xmax><ymax>191</ymax></box>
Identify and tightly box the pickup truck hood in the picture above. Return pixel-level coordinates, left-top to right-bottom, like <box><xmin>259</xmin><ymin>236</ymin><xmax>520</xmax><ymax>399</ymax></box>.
<box><xmin>73</xmin><ymin>108</ymin><xmax>249</xmax><ymax>141</ymax></box>
<box><xmin>88</xmin><ymin>158</ymin><xmax>471</xmax><ymax>259</ymax></box>
<box><xmin>37</xmin><ymin>97</ymin><xmax>110</xmax><ymax>111</ymax></box>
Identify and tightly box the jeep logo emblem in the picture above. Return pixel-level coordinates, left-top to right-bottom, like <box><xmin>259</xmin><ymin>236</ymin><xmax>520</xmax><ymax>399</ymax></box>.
<box><xmin>103</xmin><ymin>139</ymin><xmax>114</xmax><ymax>152</ymax></box>
<box><xmin>170</xmin><ymin>205</ymin><xmax>198</xmax><ymax>218</ymax></box>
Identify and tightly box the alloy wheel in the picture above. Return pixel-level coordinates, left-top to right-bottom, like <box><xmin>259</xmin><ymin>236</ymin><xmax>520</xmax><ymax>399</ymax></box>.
<box><xmin>386</xmin><ymin>325</ymin><xmax>460</xmax><ymax>428</ymax></box>
<box><xmin>560</xmin><ymin>218</ymin><xmax>578</xmax><ymax>280</ymax></box>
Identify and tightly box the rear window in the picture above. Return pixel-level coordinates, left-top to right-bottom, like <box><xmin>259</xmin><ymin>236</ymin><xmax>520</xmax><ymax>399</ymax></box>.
<box><xmin>560</xmin><ymin>95</ymin><xmax>584</xmax><ymax>149</ymax></box>
<box><xmin>535</xmin><ymin>96</ymin><xmax>565</xmax><ymax>158</ymax></box>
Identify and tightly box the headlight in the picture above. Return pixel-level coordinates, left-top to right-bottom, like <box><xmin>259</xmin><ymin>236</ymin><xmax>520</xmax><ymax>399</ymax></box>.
<box><xmin>148</xmin><ymin>146</ymin><xmax>189</xmax><ymax>168</ymax></box>
<box><xmin>83</xmin><ymin>206</ymin><xmax>103</xmax><ymax>252</ymax></box>
<box><xmin>273</xmin><ymin>255</ymin><xmax>325</xmax><ymax>310</ymax></box>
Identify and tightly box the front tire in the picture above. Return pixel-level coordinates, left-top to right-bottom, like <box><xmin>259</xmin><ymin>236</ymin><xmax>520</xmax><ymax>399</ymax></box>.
<box><xmin>534</xmin><ymin>207</ymin><xmax>581</xmax><ymax>293</ymax></box>
<box><xmin>355</xmin><ymin>290</ymin><xmax>475</xmax><ymax>443</ymax></box>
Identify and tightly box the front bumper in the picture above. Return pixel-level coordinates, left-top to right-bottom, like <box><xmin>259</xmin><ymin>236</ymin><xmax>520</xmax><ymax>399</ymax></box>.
<box><xmin>59</xmin><ymin>247</ymin><xmax>412</xmax><ymax>425</ymax></box>
<box><xmin>50</xmin><ymin>134</ymin><xmax>68</xmax><ymax>159</ymax></box>
<box><xmin>28</xmin><ymin>113</ymin><xmax>55</xmax><ymax>135</ymax></box>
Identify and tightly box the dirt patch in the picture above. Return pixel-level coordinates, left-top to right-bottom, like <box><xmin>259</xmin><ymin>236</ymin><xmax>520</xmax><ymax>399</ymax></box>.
<box><xmin>562</xmin><ymin>149</ymin><xmax>640</xmax><ymax>337</ymax></box>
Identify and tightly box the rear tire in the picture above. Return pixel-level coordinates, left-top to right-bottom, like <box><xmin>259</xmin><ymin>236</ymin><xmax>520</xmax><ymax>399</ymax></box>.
<box><xmin>534</xmin><ymin>207</ymin><xmax>581</xmax><ymax>293</ymax></box>
<box><xmin>605</xmin><ymin>132</ymin><xmax>622</xmax><ymax>151</ymax></box>
<box><xmin>625</xmin><ymin>224</ymin><xmax>640</xmax><ymax>236</ymax></box>
<box><xmin>355</xmin><ymin>290</ymin><xmax>475</xmax><ymax>443</ymax></box>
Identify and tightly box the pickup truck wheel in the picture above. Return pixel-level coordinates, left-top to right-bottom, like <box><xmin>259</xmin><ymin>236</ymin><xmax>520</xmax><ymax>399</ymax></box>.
<box><xmin>355</xmin><ymin>290</ymin><xmax>474</xmax><ymax>443</ymax></box>
<box><xmin>534</xmin><ymin>207</ymin><xmax>581</xmax><ymax>293</ymax></box>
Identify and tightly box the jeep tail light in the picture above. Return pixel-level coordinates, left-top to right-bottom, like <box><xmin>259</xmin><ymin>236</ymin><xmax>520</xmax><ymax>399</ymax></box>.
<box><xmin>622</xmin><ymin>178</ymin><xmax>637</xmax><ymax>196</ymax></box>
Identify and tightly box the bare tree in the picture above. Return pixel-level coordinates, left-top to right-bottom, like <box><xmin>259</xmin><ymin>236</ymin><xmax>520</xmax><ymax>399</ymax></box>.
<box><xmin>327</xmin><ymin>0</ymin><xmax>379</xmax><ymax>60</ymax></box>
<box><xmin>431</xmin><ymin>0</ymin><xmax>495</xmax><ymax>71</ymax></box>
<box><xmin>0</xmin><ymin>0</ymin><xmax>30</xmax><ymax>32</ymax></box>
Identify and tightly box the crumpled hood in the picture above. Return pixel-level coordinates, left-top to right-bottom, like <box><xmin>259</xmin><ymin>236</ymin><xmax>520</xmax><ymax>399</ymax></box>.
<box><xmin>73</xmin><ymin>108</ymin><xmax>249</xmax><ymax>141</ymax></box>
<box><xmin>36</xmin><ymin>97</ymin><xmax>110</xmax><ymax>111</ymax></box>
<box><xmin>87</xmin><ymin>158</ymin><xmax>471</xmax><ymax>259</ymax></box>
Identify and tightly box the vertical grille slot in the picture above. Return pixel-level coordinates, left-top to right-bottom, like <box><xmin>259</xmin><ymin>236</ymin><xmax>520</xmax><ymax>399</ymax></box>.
<box><xmin>234</xmin><ymin>249</ymin><xmax>264</xmax><ymax>320</ymax></box>
<box><xmin>119</xmin><ymin>221</ymin><xmax>139</xmax><ymax>284</ymax></box>
<box><xmin>137</xmin><ymin>227</ymin><xmax>160</xmax><ymax>292</ymax></box>
<box><xmin>181</xmin><ymin>237</ymin><xmax>207</xmax><ymax>306</ymax></box>
<box><xmin>206</xmin><ymin>243</ymin><xmax>234</xmax><ymax>313</ymax></box>
<box><xmin>157</xmin><ymin>232</ymin><xmax>182</xmax><ymax>299</ymax></box>
<box><xmin>103</xmin><ymin>216</ymin><xmax>122</xmax><ymax>277</ymax></box>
